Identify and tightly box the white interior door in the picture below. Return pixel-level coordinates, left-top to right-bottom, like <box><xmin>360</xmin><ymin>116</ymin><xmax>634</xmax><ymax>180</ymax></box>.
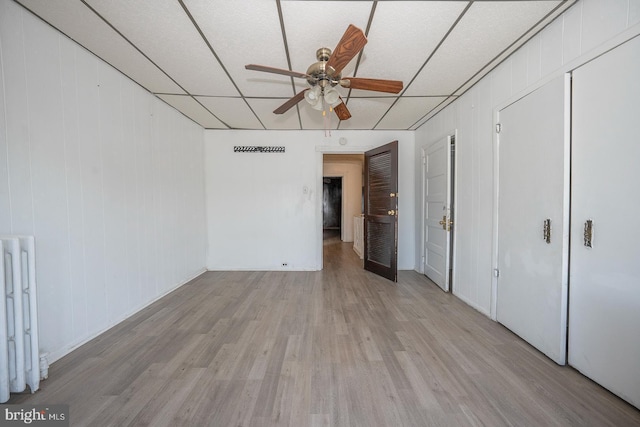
<box><xmin>496</xmin><ymin>76</ymin><xmax>570</xmax><ymax>365</ymax></box>
<box><xmin>569</xmin><ymin>36</ymin><xmax>640</xmax><ymax>408</ymax></box>
<box><xmin>423</xmin><ymin>135</ymin><xmax>451</xmax><ymax>291</ymax></box>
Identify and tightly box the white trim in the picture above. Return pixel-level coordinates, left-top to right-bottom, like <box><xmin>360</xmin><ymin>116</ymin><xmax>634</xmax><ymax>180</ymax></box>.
<box><xmin>316</xmin><ymin>145</ymin><xmax>374</xmax><ymax>153</ymax></box>
<box><xmin>420</xmin><ymin>129</ymin><xmax>458</xmax><ymax>292</ymax></box>
<box><xmin>491</xmin><ymin>107</ymin><xmax>500</xmax><ymax>321</ymax></box>
<box><xmin>316</xmin><ymin>147</ymin><xmax>369</xmax><ymax>269</ymax></box>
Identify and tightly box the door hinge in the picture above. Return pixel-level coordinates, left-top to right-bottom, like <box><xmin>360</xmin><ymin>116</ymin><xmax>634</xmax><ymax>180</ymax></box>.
<box><xmin>496</xmin><ymin>123</ymin><xmax>502</xmax><ymax>133</ymax></box>
<box><xmin>493</xmin><ymin>268</ymin><xmax>500</xmax><ymax>277</ymax></box>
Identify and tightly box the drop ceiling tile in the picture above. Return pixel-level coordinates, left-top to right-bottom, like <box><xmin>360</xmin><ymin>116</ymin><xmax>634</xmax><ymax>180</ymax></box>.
<box><xmin>184</xmin><ymin>0</ymin><xmax>293</xmax><ymax>98</ymax></box>
<box><xmin>195</xmin><ymin>97</ymin><xmax>264</xmax><ymax>130</ymax></box>
<box><xmin>156</xmin><ymin>94</ymin><xmax>226</xmax><ymax>129</ymax></box>
<box><xmin>85</xmin><ymin>0</ymin><xmax>237</xmax><ymax>96</ymax></box>
<box><xmin>281</xmin><ymin>1</ymin><xmax>372</xmax><ymax>80</ymax></box>
<box><xmin>454</xmin><ymin>1</ymin><xmax>574</xmax><ymax>98</ymax></box>
<box><xmin>16</xmin><ymin>0</ymin><xmax>184</xmax><ymax>94</ymax></box>
<box><xmin>246</xmin><ymin>98</ymin><xmax>302</xmax><ymax>130</ymax></box>
<box><xmin>338</xmin><ymin>98</ymin><xmax>396</xmax><ymax>130</ymax></box>
<box><xmin>356</xmin><ymin>1</ymin><xmax>468</xmax><ymax>97</ymax></box>
<box><xmin>405</xmin><ymin>1</ymin><xmax>563</xmax><ymax>96</ymax></box>
<box><xmin>376</xmin><ymin>97</ymin><xmax>446</xmax><ymax>130</ymax></box>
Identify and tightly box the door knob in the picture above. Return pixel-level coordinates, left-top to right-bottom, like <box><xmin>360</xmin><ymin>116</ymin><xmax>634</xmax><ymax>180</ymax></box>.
<box><xmin>439</xmin><ymin>215</ymin><xmax>452</xmax><ymax>231</ymax></box>
<box><xmin>388</xmin><ymin>210</ymin><xmax>396</xmax><ymax>216</ymax></box>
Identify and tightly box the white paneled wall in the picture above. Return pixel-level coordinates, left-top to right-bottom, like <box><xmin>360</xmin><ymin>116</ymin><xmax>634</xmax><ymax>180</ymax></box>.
<box><xmin>0</xmin><ymin>0</ymin><xmax>207</xmax><ymax>362</ymax></box>
<box><xmin>205</xmin><ymin>130</ymin><xmax>415</xmax><ymax>271</ymax></box>
<box><xmin>415</xmin><ymin>0</ymin><xmax>640</xmax><ymax>315</ymax></box>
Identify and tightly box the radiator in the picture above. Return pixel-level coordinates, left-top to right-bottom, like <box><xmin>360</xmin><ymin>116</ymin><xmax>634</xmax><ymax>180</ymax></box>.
<box><xmin>0</xmin><ymin>236</ymin><xmax>40</xmax><ymax>403</ymax></box>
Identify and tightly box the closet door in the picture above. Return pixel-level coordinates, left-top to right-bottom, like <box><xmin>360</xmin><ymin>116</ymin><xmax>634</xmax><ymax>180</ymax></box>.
<box><xmin>496</xmin><ymin>75</ymin><xmax>570</xmax><ymax>365</ymax></box>
<box><xmin>569</xmin><ymin>37</ymin><xmax>640</xmax><ymax>408</ymax></box>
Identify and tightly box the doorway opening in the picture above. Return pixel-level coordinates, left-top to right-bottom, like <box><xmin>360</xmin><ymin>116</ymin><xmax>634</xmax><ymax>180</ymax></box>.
<box><xmin>323</xmin><ymin>177</ymin><xmax>342</xmax><ymax>243</ymax></box>
<box><xmin>321</xmin><ymin>154</ymin><xmax>365</xmax><ymax>265</ymax></box>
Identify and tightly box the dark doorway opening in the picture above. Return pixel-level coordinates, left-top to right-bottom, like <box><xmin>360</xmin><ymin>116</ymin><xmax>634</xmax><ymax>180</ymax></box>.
<box><xmin>323</xmin><ymin>177</ymin><xmax>342</xmax><ymax>241</ymax></box>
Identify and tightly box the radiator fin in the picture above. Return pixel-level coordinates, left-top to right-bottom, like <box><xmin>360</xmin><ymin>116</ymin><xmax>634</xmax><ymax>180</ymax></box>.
<box><xmin>0</xmin><ymin>236</ymin><xmax>40</xmax><ymax>403</ymax></box>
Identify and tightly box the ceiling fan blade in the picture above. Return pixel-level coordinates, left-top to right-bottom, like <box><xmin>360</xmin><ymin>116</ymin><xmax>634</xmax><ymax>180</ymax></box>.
<box><xmin>245</xmin><ymin>64</ymin><xmax>310</xmax><ymax>79</ymax></box>
<box><xmin>333</xmin><ymin>99</ymin><xmax>351</xmax><ymax>121</ymax></box>
<box><xmin>340</xmin><ymin>77</ymin><xmax>403</xmax><ymax>94</ymax></box>
<box><xmin>326</xmin><ymin>24</ymin><xmax>368</xmax><ymax>76</ymax></box>
<box><xmin>274</xmin><ymin>89</ymin><xmax>308</xmax><ymax>114</ymax></box>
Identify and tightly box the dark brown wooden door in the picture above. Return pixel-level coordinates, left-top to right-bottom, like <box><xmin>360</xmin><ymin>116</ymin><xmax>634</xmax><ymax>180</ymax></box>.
<box><xmin>364</xmin><ymin>141</ymin><xmax>398</xmax><ymax>282</ymax></box>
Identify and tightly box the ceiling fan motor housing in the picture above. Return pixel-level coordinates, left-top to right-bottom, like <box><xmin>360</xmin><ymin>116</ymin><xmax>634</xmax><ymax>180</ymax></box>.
<box><xmin>306</xmin><ymin>47</ymin><xmax>340</xmax><ymax>88</ymax></box>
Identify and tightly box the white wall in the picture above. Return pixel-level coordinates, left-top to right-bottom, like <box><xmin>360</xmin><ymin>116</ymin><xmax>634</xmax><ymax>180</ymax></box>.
<box><xmin>0</xmin><ymin>0</ymin><xmax>207</xmax><ymax>362</ymax></box>
<box><xmin>323</xmin><ymin>159</ymin><xmax>362</xmax><ymax>242</ymax></box>
<box><xmin>415</xmin><ymin>0</ymin><xmax>640</xmax><ymax>316</ymax></box>
<box><xmin>205</xmin><ymin>130</ymin><xmax>415</xmax><ymax>271</ymax></box>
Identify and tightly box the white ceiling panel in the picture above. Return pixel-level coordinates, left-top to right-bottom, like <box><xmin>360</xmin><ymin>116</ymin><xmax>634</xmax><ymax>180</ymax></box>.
<box><xmin>14</xmin><ymin>0</ymin><xmax>578</xmax><ymax>131</ymax></box>
<box><xmin>196</xmin><ymin>97</ymin><xmax>264</xmax><ymax>130</ymax></box>
<box><xmin>453</xmin><ymin>3</ymin><xmax>573</xmax><ymax>96</ymax></box>
<box><xmin>281</xmin><ymin>1</ymin><xmax>372</xmax><ymax>80</ymax></box>
<box><xmin>356</xmin><ymin>1</ymin><xmax>468</xmax><ymax>96</ymax></box>
<box><xmin>376</xmin><ymin>97</ymin><xmax>446</xmax><ymax>130</ymax></box>
<box><xmin>405</xmin><ymin>1</ymin><xmax>563</xmax><ymax>96</ymax></box>
<box><xmin>16</xmin><ymin>0</ymin><xmax>184</xmax><ymax>94</ymax></box>
<box><xmin>246</xmin><ymin>98</ymin><xmax>303</xmax><ymax>130</ymax></box>
<box><xmin>184</xmin><ymin>0</ymin><xmax>292</xmax><ymax>98</ymax></box>
<box><xmin>85</xmin><ymin>0</ymin><xmax>237</xmax><ymax>96</ymax></box>
<box><xmin>157</xmin><ymin>94</ymin><xmax>226</xmax><ymax>129</ymax></box>
<box><xmin>338</xmin><ymin>98</ymin><xmax>396</xmax><ymax>130</ymax></box>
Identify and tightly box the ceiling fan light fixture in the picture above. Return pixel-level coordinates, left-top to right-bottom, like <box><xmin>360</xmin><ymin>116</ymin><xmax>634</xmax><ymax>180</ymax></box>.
<box><xmin>304</xmin><ymin>85</ymin><xmax>321</xmax><ymax>105</ymax></box>
<box><xmin>311</xmin><ymin>100</ymin><xmax>325</xmax><ymax>111</ymax></box>
<box><xmin>247</xmin><ymin>24</ymin><xmax>402</xmax><ymax>124</ymax></box>
<box><xmin>323</xmin><ymin>88</ymin><xmax>340</xmax><ymax>105</ymax></box>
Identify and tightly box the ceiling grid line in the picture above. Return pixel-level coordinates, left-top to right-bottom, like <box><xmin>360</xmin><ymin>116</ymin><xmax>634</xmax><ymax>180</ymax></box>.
<box><xmin>15</xmin><ymin>0</ymin><xmax>576</xmax><ymax>131</ymax></box>
<box><xmin>177</xmin><ymin>0</ymin><xmax>265</xmax><ymax>130</ymax></box>
<box><xmin>77</xmin><ymin>0</ymin><xmax>231</xmax><ymax>129</ymax></box>
<box><xmin>338</xmin><ymin>1</ymin><xmax>378</xmax><ymax>130</ymax></box>
<box><xmin>373</xmin><ymin>1</ymin><xmax>474</xmax><ymax>130</ymax></box>
<box><xmin>275</xmin><ymin>0</ymin><xmax>303</xmax><ymax>130</ymax></box>
<box><xmin>411</xmin><ymin>0</ymin><xmax>577</xmax><ymax>130</ymax></box>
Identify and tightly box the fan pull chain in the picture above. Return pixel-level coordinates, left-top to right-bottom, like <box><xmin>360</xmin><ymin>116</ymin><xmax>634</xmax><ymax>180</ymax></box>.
<box><xmin>324</xmin><ymin>102</ymin><xmax>331</xmax><ymax>137</ymax></box>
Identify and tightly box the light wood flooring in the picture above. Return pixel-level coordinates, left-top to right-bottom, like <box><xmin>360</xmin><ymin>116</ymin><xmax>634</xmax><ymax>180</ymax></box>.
<box><xmin>10</xmin><ymin>234</ymin><xmax>640</xmax><ymax>426</ymax></box>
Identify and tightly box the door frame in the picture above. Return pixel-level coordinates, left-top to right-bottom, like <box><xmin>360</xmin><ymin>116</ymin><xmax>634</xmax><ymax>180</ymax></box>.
<box><xmin>316</xmin><ymin>146</ymin><xmax>374</xmax><ymax>269</ymax></box>
<box><xmin>420</xmin><ymin>130</ymin><xmax>458</xmax><ymax>293</ymax></box>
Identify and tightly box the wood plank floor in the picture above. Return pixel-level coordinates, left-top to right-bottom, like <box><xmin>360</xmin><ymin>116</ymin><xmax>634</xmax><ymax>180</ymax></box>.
<box><xmin>10</xmin><ymin>234</ymin><xmax>640</xmax><ymax>426</ymax></box>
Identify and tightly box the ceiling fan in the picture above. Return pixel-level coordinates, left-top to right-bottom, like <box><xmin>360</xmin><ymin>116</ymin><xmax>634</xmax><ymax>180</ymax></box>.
<box><xmin>245</xmin><ymin>24</ymin><xmax>403</xmax><ymax>121</ymax></box>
